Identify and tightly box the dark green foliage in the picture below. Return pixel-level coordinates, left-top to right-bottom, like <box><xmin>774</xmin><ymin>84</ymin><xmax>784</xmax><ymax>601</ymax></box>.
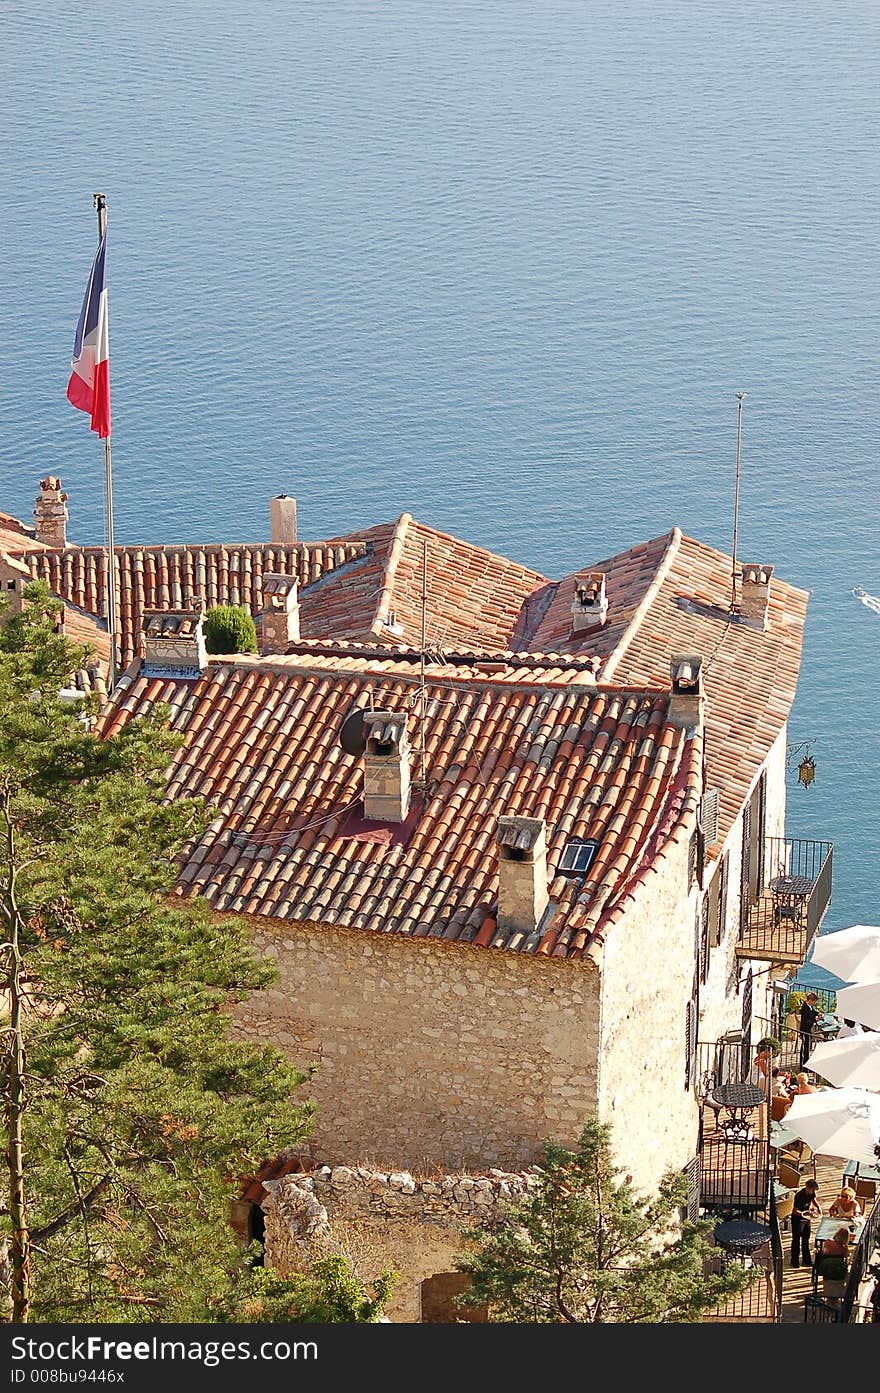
<box><xmin>455</xmin><ymin>1118</ymin><xmax>757</xmax><ymax>1323</ymax></box>
<box><xmin>208</xmin><ymin>1255</ymin><xmax>396</xmax><ymax>1323</ymax></box>
<box><xmin>203</xmin><ymin>605</ymin><xmax>258</xmax><ymax>655</ymax></box>
<box><xmin>0</xmin><ymin>588</ymin><xmax>313</xmax><ymax>1321</ymax></box>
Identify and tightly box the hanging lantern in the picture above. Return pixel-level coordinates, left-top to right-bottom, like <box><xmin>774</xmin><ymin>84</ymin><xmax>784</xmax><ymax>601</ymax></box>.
<box><xmin>797</xmin><ymin>755</ymin><xmax>816</xmax><ymax>789</ymax></box>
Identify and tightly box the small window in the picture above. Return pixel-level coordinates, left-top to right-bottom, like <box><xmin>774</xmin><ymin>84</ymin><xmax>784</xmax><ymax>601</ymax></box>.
<box><xmin>558</xmin><ymin>838</ymin><xmax>599</xmax><ymax>878</ymax></box>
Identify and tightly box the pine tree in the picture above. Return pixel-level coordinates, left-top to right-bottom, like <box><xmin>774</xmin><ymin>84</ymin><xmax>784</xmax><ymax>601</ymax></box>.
<box><xmin>203</xmin><ymin>605</ymin><xmax>258</xmax><ymax>655</ymax></box>
<box><xmin>0</xmin><ymin>584</ymin><xmax>313</xmax><ymax>1321</ymax></box>
<box><xmin>455</xmin><ymin>1118</ymin><xmax>757</xmax><ymax>1322</ymax></box>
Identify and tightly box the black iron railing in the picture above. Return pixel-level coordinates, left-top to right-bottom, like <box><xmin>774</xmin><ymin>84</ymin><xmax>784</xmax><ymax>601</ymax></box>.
<box><xmin>694</xmin><ymin>1039</ymin><xmax>773</xmax><ymax>1217</ymax></box>
<box><xmin>737</xmin><ymin>837</ymin><xmax>833</xmax><ymax>964</ymax></box>
<box><xmin>838</xmin><ymin>1191</ymin><xmax>880</xmax><ymax>1323</ymax></box>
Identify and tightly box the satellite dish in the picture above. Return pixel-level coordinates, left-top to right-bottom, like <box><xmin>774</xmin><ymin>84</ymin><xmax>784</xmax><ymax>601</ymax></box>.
<box><xmin>339</xmin><ymin>707</ymin><xmax>368</xmax><ymax>757</ymax></box>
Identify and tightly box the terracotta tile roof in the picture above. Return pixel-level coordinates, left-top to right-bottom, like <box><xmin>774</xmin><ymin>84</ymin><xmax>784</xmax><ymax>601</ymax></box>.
<box><xmin>96</xmin><ymin>654</ymin><xmax>694</xmax><ymax>960</ymax></box>
<box><xmin>522</xmin><ymin>531</ymin><xmax>676</xmax><ymax>658</ymax></box>
<box><xmin>598</xmin><ymin>530</ymin><xmax>808</xmax><ymax>844</ymax></box>
<box><xmin>0</xmin><ymin>511</ymin><xmax>43</xmax><ymax>553</ymax></box>
<box><xmin>304</xmin><ymin>514</ymin><xmax>548</xmax><ymax>650</ymax></box>
<box><xmin>18</xmin><ymin>541</ymin><xmax>366</xmax><ymax>668</ymax></box>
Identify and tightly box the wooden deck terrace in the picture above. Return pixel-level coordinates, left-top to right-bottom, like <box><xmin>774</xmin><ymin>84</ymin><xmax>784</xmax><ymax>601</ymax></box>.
<box><xmin>698</xmin><ymin>1091</ymin><xmax>874</xmax><ymax>1323</ymax></box>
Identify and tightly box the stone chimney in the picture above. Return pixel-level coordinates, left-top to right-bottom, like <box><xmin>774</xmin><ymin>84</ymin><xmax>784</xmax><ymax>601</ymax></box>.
<box><xmin>270</xmin><ymin>494</ymin><xmax>297</xmax><ymax>545</ymax></box>
<box><xmin>739</xmin><ymin>563</ymin><xmax>773</xmax><ymax>630</ymax></box>
<box><xmin>141</xmin><ymin>608</ymin><xmax>207</xmax><ymax>677</ymax></box>
<box><xmin>261</xmin><ymin>574</ymin><xmax>300</xmax><ymax>654</ymax></box>
<box><xmin>363</xmin><ymin>711</ymin><xmax>410</xmax><ymax>823</ymax></box>
<box><xmin>33</xmin><ymin>476</ymin><xmax>69</xmax><ymax>548</ymax></box>
<box><xmin>669</xmin><ymin>654</ymin><xmax>704</xmax><ymax>730</ymax></box>
<box><xmin>0</xmin><ymin>553</ymin><xmax>33</xmax><ymax>618</ymax></box>
<box><xmin>570</xmin><ymin>573</ymin><xmax>608</xmax><ymax>635</ymax></box>
<box><xmin>496</xmin><ymin>815</ymin><xmax>549</xmax><ymax>936</ymax></box>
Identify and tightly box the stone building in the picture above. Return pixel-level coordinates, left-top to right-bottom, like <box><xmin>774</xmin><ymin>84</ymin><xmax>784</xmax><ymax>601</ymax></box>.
<box><xmin>2</xmin><ymin>481</ymin><xmax>833</xmax><ymax>1317</ymax></box>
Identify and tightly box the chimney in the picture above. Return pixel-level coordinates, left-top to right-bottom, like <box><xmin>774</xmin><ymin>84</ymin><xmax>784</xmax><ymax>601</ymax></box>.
<box><xmin>141</xmin><ymin>608</ymin><xmax>208</xmax><ymax>677</ymax></box>
<box><xmin>496</xmin><ymin>815</ymin><xmax>549</xmax><ymax>936</ymax></box>
<box><xmin>33</xmin><ymin>476</ymin><xmax>68</xmax><ymax>548</ymax></box>
<box><xmin>669</xmin><ymin>654</ymin><xmax>704</xmax><ymax>730</ymax></box>
<box><xmin>570</xmin><ymin>572</ymin><xmax>608</xmax><ymax>635</ymax></box>
<box><xmin>270</xmin><ymin>494</ymin><xmax>297</xmax><ymax>545</ymax></box>
<box><xmin>739</xmin><ymin>563</ymin><xmax>773</xmax><ymax>630</ymax></box>
<box><xmin>362</xmin><ymin>711</ymin><xmax>410</xmax><ymax>823</ymax></box>
<box><xmin>0</xmin><ymin>553</ymin><xmax>33</xmax><ymax>618</ymax></box>
<box><xmin>260</xmin><ymin>573</ymin><xmax>300</xmax><ymax>654</ymax></box>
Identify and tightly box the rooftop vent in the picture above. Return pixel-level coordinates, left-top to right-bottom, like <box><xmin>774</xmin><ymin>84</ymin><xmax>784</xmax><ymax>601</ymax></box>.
<box><xmin>260</xmin><ymin>573</ymin><xmax>300</xmax><ymax>654</ymax></box>
<box><xmin>570</xmin><ymin>572</ymin><xmax>608</xmax><ymax>635</ymax></box>
<box><xmin>557</xmin><ymin>837</ymin><xmax>600</xmax><ymax>878</ymax></box>
<box><xmin>739</xmin><ymin>563</ymin><xmax>773</xmax><ymax>631</ymax></box>
<box><xmin>497</xmin><ymin>815</ymin><xmax>549</xmax><ymax>936</ymax></box>
<box><xmin>669</xmin><ymin>653</ymin><xmax>703</xmax><ymax>730</ymax></box>
<box><xmin>362</xmin><ymin>710</ymin><xmax>410</xmax><ymax>823</ymax></box>
<box><xmin>141</xmin><ymin>608</ymin><xmax>207</xmax><ymax>678</ymax></box>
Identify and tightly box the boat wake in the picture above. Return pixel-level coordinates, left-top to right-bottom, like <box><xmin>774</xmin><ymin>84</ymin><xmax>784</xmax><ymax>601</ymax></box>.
<box><xmin>852</xmin><ymin>585</ymin><xmax>880</xmax><ymax>616</ymax></box>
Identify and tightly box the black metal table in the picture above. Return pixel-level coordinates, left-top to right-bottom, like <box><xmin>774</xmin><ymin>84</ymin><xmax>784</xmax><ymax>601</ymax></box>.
<box><xmin>770</xmin><ymin>874</ymin><xmax>812</xmax><ymax>926</ymax></box>
<box><xmin>709</xmin><ymin>1082</ymin><xmax>766</xmax><ymax>1121</ymax></box>
<box><xmin>714</xmin><ymin>1218</ymin><xmax>772</xmax><ymax>1257</ymax></box>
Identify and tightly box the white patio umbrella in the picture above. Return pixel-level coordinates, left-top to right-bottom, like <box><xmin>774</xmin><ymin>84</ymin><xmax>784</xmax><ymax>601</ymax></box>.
<box><xmin>835</xmin><ymin>980</ymin><xmax>880</xmax><ymax>1032</ymax></box>
<box><xmin>806</xmin><ymin>1033</ymin><xmax>880</xmax><ymax>1090</ymax></box>
<box><xmin>809</xmin><ymin>924</ymin><xmax>880</xmax><ymax>983</ymax></box>
<box><xmin>785</xmin><ymin>1086</ymin><xmax>880</xmax><ymax>1167</ymax></box>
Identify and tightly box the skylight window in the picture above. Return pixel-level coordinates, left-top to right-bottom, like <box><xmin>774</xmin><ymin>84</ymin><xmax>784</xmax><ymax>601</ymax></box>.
<box><xmin>558</xmin><ymin>838</ymin><xmax>599</xmax><ymax>878</ymax></box>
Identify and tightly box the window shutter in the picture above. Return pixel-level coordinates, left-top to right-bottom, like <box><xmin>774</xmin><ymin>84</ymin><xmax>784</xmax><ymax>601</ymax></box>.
<box><xmin>688</xmin><ymin>830</ymin><xmax>698</xmax><ymax>889</ymax></box>
<box><xmin>681</xmin><ymin>1156</ymin><xmax>700</xmax><ymax>1223</ymax></box>
<box><xmin>700</xmin><ymin>892</ymin><xmax>711</xmax><ymax>983</ymax></box>
<box><xmin>699</xmin><ymin>787</ymin><xmax>720</xmax><ymax>844</ymax></box>
<box><xmin>718</xmin><ymin>853</ymin><xmax>729</xmax><ymax>941</ymax></box>
<box><xmin>685</xmin><ymin>998</ymin><xmax>698</xmax><ymax>1090</ymax></box>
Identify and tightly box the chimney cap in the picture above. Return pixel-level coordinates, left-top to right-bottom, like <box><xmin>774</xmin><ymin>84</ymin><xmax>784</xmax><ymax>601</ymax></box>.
<box><xmin>741</xmin><ymin>563</ymin><xmax>774</xmax><ymax>585</ymax></box>
<box><xmin>497</xmin><ymin>814</ymin><xmax>545</xmax><ymax>854</ymax></box>
<box><xmin>670</xmin><ymin>653</ymin><xmax>703</xmax><ymax>693</ymax></box>
<box><xmin>142</xmin><ymin>608</ymin><xmax>203</xmax><ymax>637</ymax></box>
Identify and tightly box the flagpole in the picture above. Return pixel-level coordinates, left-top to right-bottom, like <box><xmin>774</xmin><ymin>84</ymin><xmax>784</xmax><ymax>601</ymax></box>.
<box><xmin>93</xmin><ymin>192</ymin><xmax>118</xmax><ymax>689</ymax></box>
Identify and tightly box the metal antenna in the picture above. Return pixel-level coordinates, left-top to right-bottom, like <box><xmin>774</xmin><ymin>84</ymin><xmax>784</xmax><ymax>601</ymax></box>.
<box><xmin>730</xmin><ymin>392</ymin><xmax>747</xmax><ymax>614</ymax></box>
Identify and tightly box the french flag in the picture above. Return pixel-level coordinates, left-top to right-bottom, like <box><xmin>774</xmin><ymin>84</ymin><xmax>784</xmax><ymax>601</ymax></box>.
<box><xmin>67</xmin><ymin>232</ymin><xmax>111</xmax><ymax>438</ymax></box>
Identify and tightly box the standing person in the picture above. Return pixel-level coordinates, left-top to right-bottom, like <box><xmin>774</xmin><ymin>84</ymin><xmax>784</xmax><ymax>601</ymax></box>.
<box><xmin>791</xmin><ymin>1178</ymin><xmax>821</xmax><ymax>1268</ymax></box>
<box><xmin>799</xmin><ymin>992</ymin><xmax>821</xmax><ymax>1068</ymax></box>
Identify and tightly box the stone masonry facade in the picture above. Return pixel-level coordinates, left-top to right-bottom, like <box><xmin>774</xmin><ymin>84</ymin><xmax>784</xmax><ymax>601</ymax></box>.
<box><xmin>234</xmin><ymin>913</ymin><xmax>601</xmax><ymax>1173</ymax></box>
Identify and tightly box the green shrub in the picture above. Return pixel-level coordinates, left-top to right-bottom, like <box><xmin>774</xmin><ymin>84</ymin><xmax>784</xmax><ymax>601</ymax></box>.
<box><xmin>203</xmin><ymin>604</ymin><xmax>258</xmax><ymax>655</ymax></box>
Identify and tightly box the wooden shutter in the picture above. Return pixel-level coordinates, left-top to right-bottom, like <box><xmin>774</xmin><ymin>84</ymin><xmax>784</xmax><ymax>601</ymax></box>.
<box><xmin>685</xmin><ymin>998</ymin><xmax>698</xmax><ymax>1090</ymax></box>
<box><xmin>699</xmin><ymin>787</ymin><xmax>720</xmax><ymax>844</ymax></box>
<box><xmin>740</xmin><ymin>800</ymin><xmax>752</xmax><ymax>930</ymax></box>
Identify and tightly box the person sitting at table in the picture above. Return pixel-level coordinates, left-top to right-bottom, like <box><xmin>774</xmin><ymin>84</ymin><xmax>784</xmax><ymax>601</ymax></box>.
<box><xmin>791</xmin><ymin>1071</ymin><xmax>815</xmax><ymax>1095</ymax></box>
<box><xmin>829</xmin><ymin>1185</ymin><xmax>862</xmax><ymax>1220</ymax></box>
<box><xmin>821</xmin><ymin>1225</ymin><xmax>853</xmax><ymax>1260</ymax></box>
<box><xmin>770</xmin><ymin>1068</ymin><xmax>793</xmax><ymax>1120</ymax></box>
<box><xmin>790</xmin><ymin>1178</ymin><xmax>821</xmax><ymax>1268</ymax></box>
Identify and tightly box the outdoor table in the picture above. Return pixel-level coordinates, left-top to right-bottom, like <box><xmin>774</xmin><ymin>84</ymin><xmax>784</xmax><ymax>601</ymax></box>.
<box><xmin>769</xmin><ymin>1121</ymin><xmax>800</xmax><ymax>1150</ymax></box>
<box><xmin>843</xmin><ymin>1160</ymin><xmax>880</xmax><ymax>1184</ymax></box>
<box><xmin>769</xmin><ymin>873</ymin><xmax>812</xmax><ymax>927</ymax></box>
<box><xmin>710</xmin><ymin>1082</ymin><xmax>766</xmax><ymax>1121</ymax></box>
<box><xmin>713</xmin><ymin>1218</ymin><xmax>772</xmax><ymax>1257</ymax></box>
<box><xmin>769</xmin><ymin>873</ymin><xmax>812</xmax><ymax>898</ymax></box>
<box><xmin>814</xmin><ymin>1215</ymin><xmax>865</xmax><ymax>1254</ymax></box>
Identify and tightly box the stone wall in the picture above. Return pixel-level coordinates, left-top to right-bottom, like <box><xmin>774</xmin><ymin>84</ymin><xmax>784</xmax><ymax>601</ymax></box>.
<box><xmin>234</xmin><ymin>915</ymin><xmax>601</xmax><ymax>1171</ymax></box>
<box><xmin>596</xmin><ymin>819</ymin><xmax>702</xmax><ymax>1192</ymax></box>
<box><xmin>261</xmin><ymin>1163</ymin><xmax>539</xmax><ymax>1323</ymax></box>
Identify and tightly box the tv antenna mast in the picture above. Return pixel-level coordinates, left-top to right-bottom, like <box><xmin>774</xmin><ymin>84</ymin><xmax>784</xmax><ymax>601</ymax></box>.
<box><xmin>730</xmin><ymin>391</ymin><xmax>747</xmax><ymax>614</ymax></box>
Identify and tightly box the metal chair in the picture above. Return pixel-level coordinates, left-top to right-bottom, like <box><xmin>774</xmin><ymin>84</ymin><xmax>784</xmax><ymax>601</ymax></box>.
<box><xmin>775</xmin><ymin>1191</ymin><xmax>795</xmax><ymax>1231</ymax></box>
<box><xmin>721</xmin><ymin>1116</ymin><xmax>754</xmax><ymax>1145</ymax></box>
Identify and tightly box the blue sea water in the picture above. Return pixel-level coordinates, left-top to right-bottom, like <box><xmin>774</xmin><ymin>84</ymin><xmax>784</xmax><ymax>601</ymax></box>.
<box><xmin>1</xmin><ymin>1</ymin><xmax>878</xmax><ymax>987</ymax></box>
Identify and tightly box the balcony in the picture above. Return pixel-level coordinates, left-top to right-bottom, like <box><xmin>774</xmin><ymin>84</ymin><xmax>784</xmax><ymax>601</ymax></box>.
<box><xmin>737</xmin><ymin>837</ymin><xmax>833</xmax><ymax>967</ymax></box>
